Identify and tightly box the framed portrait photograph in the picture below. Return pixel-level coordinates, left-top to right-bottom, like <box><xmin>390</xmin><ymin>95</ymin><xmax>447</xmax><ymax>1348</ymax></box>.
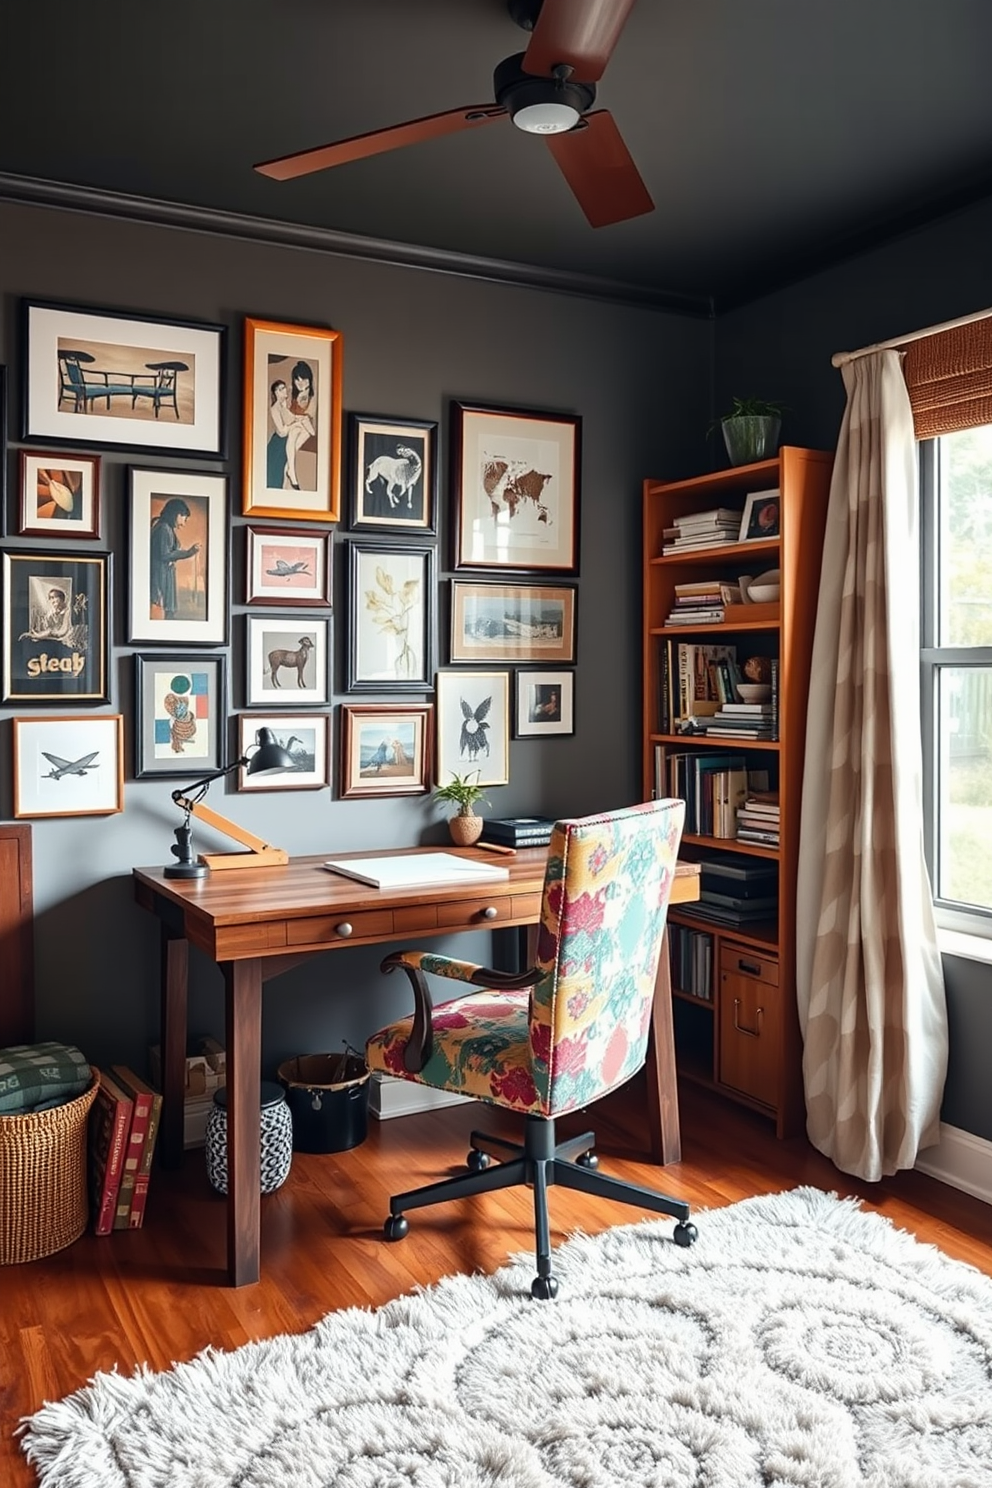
<box><xmin>2</xmin><ymin>549</ymin><xmax>111</xmax><ymax>704</ymax></box>
<box><xmin>245</xmin><ymin>614</ymin><xmax>330</xmax><ymax>707</ymax></box>
<box><xmin>133</xmin><ymin>653</ymin><xmax>227</xmax><ymax>779</ymax></box>
<box><xmin>18</xmin><ymin>450</ymin><xmax>101</xmax><ymax>538</ymax></box>
<box><xmin>242</xmin><ymin>317</ymin><xmax>342</xmax><ymax>522</ymax></box>
<box><xmin>449</xmin><ymin>579</ymin><xmax>577</xmax><ymax>664</ymax></box>
<box><xmin>245</xmin><ymin>525</ymin><xmax>331</xmax><ymax>607</ymax></box>
<box><xmin>515</xmin><ymin>669</ymin><xmax>575</xmax><ymax>738</ymax></box>
<box><xmin>346</xmin><ymin>541</ymin><xmax>436</xmax><ymax>693</ymax></box>
<box><xmin>340</xmin><ymin>702</ymin><xmax>433</xmax><ymax>798</ymax></box>
<box><xmin>127</xmin><ymin>468</ymin><xmax>229</xmax><ymax>645</ymax></box>
<box><xmin>237</xmin><ymin>713</ymin><xmax>329</xmax><ymax>791</ymax></box>
<box><xmin>451</xmin><ymin>401</ymin><xmax>580</xmax><ymax>574</ymax></box>
<box><xmin>739</xmin><ymin>489</ymin><xmax>781</xmax><ymax>541</ymax></box>
<box><xmin>13</xmin><ymin>714</ymin><xmax>124</xmax><ymax>818</ymax></box>
<box><xmin>435</xmin><ymin>670</ymin><xmax>509</xmax><ymax>788</ymax></box>
<box><xmin>21</xmin><ymin>299</ymin><xmax>225</xmax><ymax>456</ymax></box>
<box><xmin>348</xmin><ymin>412</ymin><xmax>437</xmax><ymax>534</ymax></box>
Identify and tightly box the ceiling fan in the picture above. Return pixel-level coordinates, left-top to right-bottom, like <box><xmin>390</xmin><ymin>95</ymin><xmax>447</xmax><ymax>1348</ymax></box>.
<box><xmin>254</xmin><ymin>0</ymin><xmax>652</xmax><ymax>229</ymax></box>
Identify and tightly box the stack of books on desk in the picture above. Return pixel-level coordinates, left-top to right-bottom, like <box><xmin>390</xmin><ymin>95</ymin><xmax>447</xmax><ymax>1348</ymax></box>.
<box><xmin>479</xmin><ymin>816</ymin><xmax>556</xmax><ymax>849</ymax></box>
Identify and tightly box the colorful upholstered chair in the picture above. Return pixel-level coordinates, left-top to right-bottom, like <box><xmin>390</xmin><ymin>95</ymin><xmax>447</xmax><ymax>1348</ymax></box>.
<box><xmin>365</xmin><ymin>799</ymin><xmax>697</xmax><ymax>1298</ymax></box>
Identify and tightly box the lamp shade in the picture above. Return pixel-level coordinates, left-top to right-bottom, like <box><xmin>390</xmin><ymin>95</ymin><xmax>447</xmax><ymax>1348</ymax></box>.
<box><xmin>247</xmin><ymin>728</ymin><xmax>296</xmax><ymax>777</ymax></box>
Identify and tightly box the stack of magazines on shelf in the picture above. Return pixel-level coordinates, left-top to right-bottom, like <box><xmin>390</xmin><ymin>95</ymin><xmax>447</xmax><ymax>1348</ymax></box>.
<box><xmin>662</xmin><ymin>508</ymin><xmax>741</xmax><ymax>554</ymax></box>
<box><xmin>665</xmin><ymin>579</ymin><xmax>743</xmax><ymax>626</ymax></box>
<box><xmin>686</xmin><ymin>852</ymin><xmax>779</xmax><ymax>929</ymax></box>
<box><xmin>479</xmin><ymin>816</ymin><xmax>555</xmax><ymax>849</ymax></box>
<box><xmin>705</xmin><ymin>701</ymin><xmax>777</xmax><ymax>740</ymax></box>
<box><xmin>736</xmin><ymin>790</ymin><xmax>781</xmax><ymax>847</ymax></box>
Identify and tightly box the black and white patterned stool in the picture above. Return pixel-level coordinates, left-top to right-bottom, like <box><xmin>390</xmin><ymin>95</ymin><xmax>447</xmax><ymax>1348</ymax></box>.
<box><xmin>205</xmin><ymin>1081</ymin><xmax>293</xmax><ymax>1196</ymax></box>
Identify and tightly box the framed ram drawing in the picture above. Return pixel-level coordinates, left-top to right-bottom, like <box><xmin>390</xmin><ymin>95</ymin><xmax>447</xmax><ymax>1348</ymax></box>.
<box><xmin>348</xmin><ymin>412</ymin><xmax>437</xmax><ymax>534</ymax></box>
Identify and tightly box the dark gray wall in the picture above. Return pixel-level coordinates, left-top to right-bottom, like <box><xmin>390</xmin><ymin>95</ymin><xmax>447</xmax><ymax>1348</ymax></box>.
<box><xmin>0</xmin><ymin>198</ymin><xmax>711</xmax><ymax>1079</ymax></box>
<box><xmin>715</xmin><ymin>196</ymin><xmax>992</xmax><ymax>1142</ymax></box>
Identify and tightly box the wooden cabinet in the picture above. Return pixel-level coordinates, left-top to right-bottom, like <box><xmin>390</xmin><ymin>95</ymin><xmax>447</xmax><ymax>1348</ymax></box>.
<box><xmin>643</xmin><ymin>447</ymin><xmax>832</xmax><ymax>1137</ymax></box>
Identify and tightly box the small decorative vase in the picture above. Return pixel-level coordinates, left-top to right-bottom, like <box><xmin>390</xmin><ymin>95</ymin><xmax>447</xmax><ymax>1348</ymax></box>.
<box><xmin>449</xmin><ymin>811</ymin><xmax>483</xmax><ymax>846</ymax></box>
<box><xmin>205</xmin><ymin>1081</ymin><xmax>293</xmax><ymax>1196</ymax></box>
<box><xmin>722</xmin><ymin>415</ymin><xmax>781</xmax><ymax>466</ymax></box>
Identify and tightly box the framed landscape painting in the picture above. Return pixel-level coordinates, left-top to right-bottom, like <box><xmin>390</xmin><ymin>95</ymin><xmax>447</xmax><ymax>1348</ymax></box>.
<box><xmin>450</xmin><ymin>579</ymin><xmax>576</xmax><ymax>664</ymax></box>
<box><xmin>242</xmin><ymin>317</ymin><xmax>342</xmax><ymax>522</ymax></box>
<box><xmin>21</xmin><ymin>299</ymin><xmax>225</xmax><ymax>456</ymax></box>
<box><xmin>13</xmin><ymin>714</ymin><xmax>124</xmax><ymax>818</ymax></box>
<box><xmin>340</xmin><ymin>703</ymin><xmax>433</xmax><ymax>798</ymax></box>
<box><xmin>237</xmin><ymin>713</ymin><xmax>329</xmax><ymax>791</ymax></box>
<box><xmin>2</xmin><ymin>549</ymin><xmax>111</xmax><ymax>704</ymax></box>
<box><xmin>18</xmin><ymin>450</ymin><xmax>101</xmax><ymax>538</ymax></box>
<box><xmin>133</xmin><ymin>652</ymin><xmax>227</xmax><ymax>779</ymax></box>
<box><xmin>435</xmin><ymin>669</ymin><xmax>509</xmax><ymax>788</ymax></box>
<box><xmin>127</xmin><ymin>468</ymin><xmax>229</xmax><ymax>645</ymax></box>
<box><xmin>348</xmin><ymin>412</ymin><xmax>437</xmax><ymax>534</ymax></box>
<box><xmin>245</xmin><ymin>525</ymin><xmax>331</xmax><ymax>606</ymax></box>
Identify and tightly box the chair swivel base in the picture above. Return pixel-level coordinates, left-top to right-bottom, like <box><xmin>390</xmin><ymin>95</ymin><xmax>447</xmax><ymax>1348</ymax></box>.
<box><xmin>382</xmin><ymin>1111</ymin><xmax>697</xmax><ymax>1299</ymax></box>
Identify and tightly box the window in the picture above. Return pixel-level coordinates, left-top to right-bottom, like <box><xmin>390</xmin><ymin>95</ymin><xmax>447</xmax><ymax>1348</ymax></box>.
<box><xmin>920</xmin><ymin>425</ymin><xmax>992</xmax><ymax>933</ymax></box>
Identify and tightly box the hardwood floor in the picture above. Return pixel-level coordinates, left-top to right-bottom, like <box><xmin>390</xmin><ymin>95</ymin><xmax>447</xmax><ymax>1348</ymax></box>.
<box><xmin>4</xmin><ymin>1078</ymin><xmax>992</xmax><ymax>1485</ymax></box>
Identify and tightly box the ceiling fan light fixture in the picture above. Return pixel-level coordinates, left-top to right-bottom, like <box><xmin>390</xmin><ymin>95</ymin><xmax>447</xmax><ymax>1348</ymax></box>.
<box><xmin>511</xmin><ymin>99</ymin><xmax>580</xmax><ymax>134</ymax></box>
<box><xmin>494</xmin><ymin>52</ymin><xmax>595</xmax><ymax>137</ymax></box>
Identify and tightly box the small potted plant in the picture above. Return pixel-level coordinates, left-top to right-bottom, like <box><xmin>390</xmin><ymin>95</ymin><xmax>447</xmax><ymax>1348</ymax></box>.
<box><xmin>710</xmin><ymin>396</ymin><xmax>786</xmax><ymax>466</ymax></box>
<box><xmin>432</xmin><ymin>770</ymin><xmax>490</xmax><ymax>846</ymax></box>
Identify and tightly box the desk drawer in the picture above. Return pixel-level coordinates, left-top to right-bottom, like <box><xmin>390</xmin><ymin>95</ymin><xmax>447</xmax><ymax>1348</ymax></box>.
<box><xmin>435</xmin><ymin>896</ymin><xmax>512</xmax><ymax>931</ymax></box>
<box><xmin>286</xmin><ymin>909</ymin><xmax>395</xmax><ymax>947</ymax></box>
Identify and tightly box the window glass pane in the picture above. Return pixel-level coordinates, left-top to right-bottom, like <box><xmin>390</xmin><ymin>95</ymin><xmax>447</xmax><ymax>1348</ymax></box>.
<box><xmin>938</xmin><ymin>426</ymin><xmax>992</xmax><ymax>647</ymax></box>
<box><xmin>936</xmin><ymin>665</ymin><xmax>992</xmax><ymax>912</ymax></box>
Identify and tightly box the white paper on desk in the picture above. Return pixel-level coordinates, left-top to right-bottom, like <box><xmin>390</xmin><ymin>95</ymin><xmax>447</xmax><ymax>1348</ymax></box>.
<box><xmin>322</xmin><ymin>852</ymin><xmax>510</xmax><ymax>890</ymax></box>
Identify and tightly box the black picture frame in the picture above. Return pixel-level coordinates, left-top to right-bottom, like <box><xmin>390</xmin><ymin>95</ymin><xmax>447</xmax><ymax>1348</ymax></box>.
<box><xmin>0</xmin><ymin>365</ymin><xmax>7</xmax><ymax>538</ymax></box>
<box><xmin>126</xmin><ymin>467</ymin><xmax>230</xmax><ymax>646</ymax></box>
<box><xmin>133</xmin><ymin>652</ymin><xmax>228</xmax><ymax>779</ymax></box>
<box><xmin>2</xmin><ymin>549</ymin><xmax>112</xmax><ymax>704</ymax></box>
<box><xmin>346</xmin><ymin>540</ymin><xmax>437</xmax><ymax>694</ymax></box>
<box><xmin>347</xmin><ymin>412</ymin><xmax>438</xmax><ymax>535</ymax></box>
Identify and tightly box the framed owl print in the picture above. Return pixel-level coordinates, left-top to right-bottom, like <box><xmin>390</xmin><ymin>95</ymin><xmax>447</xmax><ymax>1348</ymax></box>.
<box><xmin>435</xmin><ymin>669</ymin><xmax>509</xmax><ymax>788</ymax></box>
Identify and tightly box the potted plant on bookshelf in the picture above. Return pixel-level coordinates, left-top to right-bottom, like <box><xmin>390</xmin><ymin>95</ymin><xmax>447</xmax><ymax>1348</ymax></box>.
<box><xmin>710</xmin><ymin>396</ymin><xmax>786</xmax><ymax>466</ymax></box>
<box><xmin>433</xmin><ymin>770</ymin><xmax>490</xmax><ymax>846</ymax></box>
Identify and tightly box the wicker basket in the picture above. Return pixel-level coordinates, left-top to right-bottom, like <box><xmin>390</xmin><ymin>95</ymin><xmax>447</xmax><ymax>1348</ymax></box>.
<box><xmin>0</xmin><ymin>1077</ymin><xmax>98</xmax><ymax>1265</ymax></box>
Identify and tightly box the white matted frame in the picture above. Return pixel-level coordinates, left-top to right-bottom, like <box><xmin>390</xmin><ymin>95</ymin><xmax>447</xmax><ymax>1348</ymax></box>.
<box><xmin>739</xmin><ymin>489</ymin><xmax>781</xmax><ymax>542</ymax></box>
<box><xmin>450</xmin><ymin>579</ymin><xmax>576</xmax><ymax>663</ymax></box>
<box><xmin>18</xmin><ymin>450</ymin><xmax>101</xmax><ymax>538</ymax></box>
<box><xmin>13</xmin><ymin>714</ymin><xmax>124</xmax><ymax>818</ymax></box>
<box><xmin>515</xmin><ymin>669</ymin><xmax>575</xmax><ymax>737</ymax></box>
<box><xmin>127</xmin><ymin>468</ymin><xmax>229</xmax><ymax>645</ymax></box>
<box><xmin>435</xmin><ymin>669</ymin><xmax>509</xmax><ymax>788</ymax></box>
<box><xmin>245</xmin><ymin>614</ymin><xmax>330</xmax><ymax>706</ymax></box>
<box><xmin>237</xmin><ymin>713</ymin><xmax>329</xmax><ymax>791</ymax></box>
<box><xmin>245</xmin><ymin>526</ymin><xmax>331</xmax><ymax>606</ymax></box>
<box><xmin>347</xmin><ymin>540</ymin><xmax>436</xmax><ymax>693</ymax></box>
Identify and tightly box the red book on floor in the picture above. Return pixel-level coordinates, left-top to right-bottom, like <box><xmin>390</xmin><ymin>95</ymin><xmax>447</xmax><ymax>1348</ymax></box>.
<box><xmin>88</xmin><ymin>1069</ymin><xmax>133</xmax><ymax>1237</ymax></box>
<box><xmin>109</xmin><ymin>1064</ymin><xmax>155</xmax><ymax>1230</ymax></box>
<box><xmin>110</xmin><ymin>1065</ymin><xmax>163</xmax><ymax>1230</ymax></box>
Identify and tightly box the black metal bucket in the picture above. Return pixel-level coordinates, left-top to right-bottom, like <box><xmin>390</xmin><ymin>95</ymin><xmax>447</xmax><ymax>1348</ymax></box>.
<box><xmin>277</xmin><ymin>1053</ymin><xmax>370</xmax><ymax>1153</ymax></box>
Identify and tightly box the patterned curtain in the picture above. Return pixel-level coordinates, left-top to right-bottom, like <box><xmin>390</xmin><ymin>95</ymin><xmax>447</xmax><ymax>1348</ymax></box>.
<box><xmin>795</xmin><ymin>350</ymin><xmax>948</xmax><ymax>1182</ymax></box>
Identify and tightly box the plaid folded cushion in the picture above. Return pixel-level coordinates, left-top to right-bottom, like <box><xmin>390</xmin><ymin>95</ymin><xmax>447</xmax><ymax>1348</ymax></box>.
<box><xmin>0</xmin><ymin>1042</ymin><xmax>92</xmax><ymax>1115</ymax></box>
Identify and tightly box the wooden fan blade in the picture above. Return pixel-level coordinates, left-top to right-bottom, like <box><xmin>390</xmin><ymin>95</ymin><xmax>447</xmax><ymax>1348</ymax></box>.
<box><xmin>545</xmin><ymin>110</ymin><xmax>653</xmax><ymax>227</ymax></box>
<box><xmin>523</xmin><ymin>0</ymin><xmax>637</xmax><ymax>83</ymax></box>
<box><xmin>255</xmin><ymin>104</ymin><xmax>507</xmax><ymax>180</ymax></box>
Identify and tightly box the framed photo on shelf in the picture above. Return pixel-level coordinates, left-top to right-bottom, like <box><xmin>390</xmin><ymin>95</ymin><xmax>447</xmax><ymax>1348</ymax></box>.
<box><xmin>242</xmin><ymin>317</ymin><xmax>342</xmax><ymax>522</ymax></box>
<box><xmin>126</xmin><ymin>468</ymin><xmax>229</xmax><ymax>645</ymax></box>
<box><xmin>133</xmin><ymin>652</ymin><xmax>227</xmax><ymax>779</ymax></box>
<box><xmin>13</xmin><ymin>714</ymin><xmax>124</xmax><ymax>818</ymax></box>
<box><xmin>449</xmin><ymin>579</ymin><xmax>576</xmax><ymax>664</ymax></box>
<box><xmin>739</xmin><ymin>489</ymin><xmax>781</xmax><ymax>541</ymax></box>
<box><xmin>347</xmin><ymin>412</ymin><xmax>437</xmax><ymax>534</ymax></box>
<box><xmin>18</xmin><ymin>450</ymin><xmax>101</xmax><ymax>538</ymax></box>
<box><xmin>451</xmin><ymin>400</ymin><xmax>580</xmax><ymax>574</ymax></box>
<box><xmin>340</xmin><ymin>702</ymin><xmax>433</xmax><ymax>798</ymax></box>
<box><xmin>435</xmin><ymin>669</ymin><xmax>509</xmax><ymax>788</ymax></box>
<box><xmin>21</xmin><ymin>299</ymin><xmax>225</xmax><ymax>456</ymax></box>
<box><xmin>2</xmin><ymin>549</ymin><xmax>111</xmax><ymax>704</ymax></box>
<box><xmin>245</xmin><ymin>614</ymin><xmax>330</xmax><ymax>707</ymax></box>
<box><xmin>237</xmin><ymin>713</ymin><xmax>330</xmax><ymax>791</ymax></box>
<box><xmin>515</xmin><ymin>669</ymin><xmax>575</xmax><ymax>738</ymax></box>
<box><xmin>245</xmin><ymin>525</ymin><xmax>331</xmax><ymax>606</ymax></box>
<box><xmin>346</xmin><ymin>540</ymin><xmax>436</xmax><ymax>693</ymax></box>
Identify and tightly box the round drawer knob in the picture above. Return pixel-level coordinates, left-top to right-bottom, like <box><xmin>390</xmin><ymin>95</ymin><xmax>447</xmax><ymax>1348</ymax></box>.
<box><xmin>335</xmin><ymin>922</ymin><xmax>354</xmax><ymax>938</ymax></box>
<box><xmin>481</xmin><ymin>906</ymin><xmax>498</xmax><ymax>920</ymax></box>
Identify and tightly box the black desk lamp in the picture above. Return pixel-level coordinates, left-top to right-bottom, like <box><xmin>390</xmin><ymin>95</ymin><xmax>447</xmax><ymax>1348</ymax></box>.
<box><xmin>164</xmin><ymin>727</ymin><xmax>296</xmax><ymax>879</ymax></box>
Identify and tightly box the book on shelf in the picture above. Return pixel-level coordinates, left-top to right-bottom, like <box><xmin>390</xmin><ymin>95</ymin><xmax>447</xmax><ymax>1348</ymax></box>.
<box><xmin>110</xmin><ymin>1064</ymin><xmax>163</xmax><ymax>1230</ymax></box>
<box><xmin>674</xmin><ymin>507</ymin><xmax>741</xmax><ymax>527</ymax></box>
<box><xmin>88</xmin><ymin>1068</ymin><xmax>134</xmax><ymax>1237</ymax></box>
<box><xmin>701</xmin><ymin>889</ymin><xmax>779</xmax><ymax>912</ymax></box>
<box><xmin>480</xmin><ymin>816</ymin><xmax>555</xmax><ymax>845</ymax></box>
<box><xmin>696</xmin><ymin>851</ymin><xmax>778</xmax><ymax>885</ymax></box>
<box><xmin>770</xmin><ymin>658</ymin><xmax>780</xmax><ymax>739</ymax></box>
<box><xmin>683</xmin><ymin>901</ymin><xmax>778</xmax><ymax>929</ymax></box>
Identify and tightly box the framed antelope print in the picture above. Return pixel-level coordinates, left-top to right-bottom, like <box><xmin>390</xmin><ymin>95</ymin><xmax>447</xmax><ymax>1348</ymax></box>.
<box><xmin>348</xmin><ymin>412</ymin><xmax>437</xmax><ymax>534</ymax></box>
<box><xmin>435</xmin><ymin>669</ymin><xmax>509</xmax><ymax>788</ymax></box>
<box><xmin>245</xmin><ymin>614</ymin><xmax>330</xmax><ymax>707</ymax></box>
<box><xmin>242</xmin><ymin>318</ymin><xmax>342</xmax><ymax>522</ymax></box>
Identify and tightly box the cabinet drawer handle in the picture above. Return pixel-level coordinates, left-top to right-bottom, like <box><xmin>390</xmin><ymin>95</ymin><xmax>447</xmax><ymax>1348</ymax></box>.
<box><xmin>737</xmin><ymin>958</ymin><xmax>762</xmax><ymax>976</ymax></box>
<box><xmin>733</xmin><ymin>998</ymin><xmax>763</xmax><ymax>1038</ymax></box>
<box><xmin>335</xmin><ymin>922</ymin><xmax>354</xmax><ymax>938</ymax></box>
<box><xmin>481</xmin><ymin>905</ymin><xmax>498</xmax><ymax>920</ymax></box>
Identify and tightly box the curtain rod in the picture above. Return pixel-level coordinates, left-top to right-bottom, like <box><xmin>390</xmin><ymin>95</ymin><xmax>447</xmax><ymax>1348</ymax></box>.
<box><xmin>831</xmin><ymin>305</ymin><xmax>992</xmax><ymax>367</ymax></box>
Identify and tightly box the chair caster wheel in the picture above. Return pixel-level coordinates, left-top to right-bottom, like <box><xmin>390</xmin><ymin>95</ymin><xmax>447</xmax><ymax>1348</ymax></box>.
<box><xmin>531</xmin><ymin>1274</ymin><xmax>559</xmax><ymax>1300</ymax></box>
<box><xmin>576</xmin><ymin>1151</ymin><xmax>599</xmax><ymax>1169</ymax></box>
<box><xmin>673</xmin><ymin>1220</ymin><xmax>697</xmax><ymax>1248</ymax></box>
<box><xmin>384</xmin><ymin>1214</ymin><xmax>409</xmax><ymax>1241</ymax></box>
<box><xmin>467</xmin><ymin>1149</ymin><xmax>491</xmax><ymax>1172</ymax></box>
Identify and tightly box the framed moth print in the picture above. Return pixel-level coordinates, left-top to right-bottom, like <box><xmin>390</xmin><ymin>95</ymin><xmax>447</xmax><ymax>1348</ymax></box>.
<box><xmin>340</xmin><ymin>703</ymin><xmax>433</xmax><ymax>798</ymax></box>
<box><xmin>13</xmin><ymin>714</ymin><xmax>124</xmax><ymax>818</ymax></box>
<box><xmin>245</xmin><ymin>614</ymin><xmax>330</xmax><ymax>706</ymax></box>
<box><xmin>242</xmin><ymin>317</ymin><xmax>342</xmax><ymax>522</ymax></box>
<box><xmin>133</xmin><ymin>653</ymin><xmax>227</xmax><ymax>779</ymax></box>
<box><xmin>237</xmin><ymin>713</ymin><xmax>329</xmax><ymax>791</ymax></box>
<box><xmin>21</xmin><ymin>299</ymin><xmax>225</xmax><ymax>456</ymax></box>
<box><xmin>347</xmin><ymin>541</ymin><xmax>436</xmax><ymax>693</ymax></box>
<box><xmin>515</xmin><ymin>669</ymin><xmax>575</xmax><ymax>737</ymax></box>
<box><xmin>435</xmin><ymin>670</ymin><xmax>509</xmax><ymax>788</ymax></box>
<box><xmin>348</xmin><ymin>412</ymin><xmax>437</xmax><ymax>534</ymax></box>
<box><xmin>127</xmin><ymin>468</ymin><xmax>228</xmax><ymax>645</ymax></box>
<box><xmin>451</xmin><ymin>401</ymin><xmax>580</xmax><ymax>574</ymax></box>
<box><xmin>245</xmin><ymin>525</ymin><xmax>331</xmax><ymax>606</ymax></box>
<box><xmin>18</xmin><ymin>450</ymin><xmax>101</xmax><ymax>538</ymax></box>
<box><xmin>2</xmin><ymin>550</ymin><xmax>111</xmax><ymax>704</ymax></box>
<box><xmin>450</xmin><ymin>580</ymin><xmax>577</xmax><ymax>664</ymax></box>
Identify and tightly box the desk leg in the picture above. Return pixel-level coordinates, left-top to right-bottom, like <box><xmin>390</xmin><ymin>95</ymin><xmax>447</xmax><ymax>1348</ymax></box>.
<box><xmin>159</xmin><ymin>928</ymin><xmax>189</xmax><ymax>1170</ymax></box>
<box><xmin>223</xmin><ymin>958</ymin><xmax>262</xmax><ymax>1287</ymax></box>
<box><xmin>644</xmin><ymin>925</ymin><xmax>682</xmax><ymax>1165</ymax></box>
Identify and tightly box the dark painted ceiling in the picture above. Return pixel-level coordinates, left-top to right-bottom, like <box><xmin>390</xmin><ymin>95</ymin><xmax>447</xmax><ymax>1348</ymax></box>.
<box><xmin>3</xmin><ymin>0</ymin><xmax>992</xmax><ymax>311</ymax></box>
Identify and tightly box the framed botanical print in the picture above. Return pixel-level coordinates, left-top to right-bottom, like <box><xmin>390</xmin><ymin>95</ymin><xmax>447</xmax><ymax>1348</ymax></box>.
<box><xmin>245</xmin><ymin>525</ymin><xmax>332</xmax><ymax>606</ymax></box>
<box><xmin>515</xmin><ymin>669</ymin><xmax>575</xmax><ymax>737</ymax></box>
<box><xmin>133</xmin><ymin>653</ymin><xmax>227</xmax><ymax>779</ymax></box>
<box><xmin>2</xmin><ymin>550</ymin><xmax>111</xmax><ymax>704</ymax></box>
<box><xmin>340</xmin><ymin>702</ymin><xmax>433</xmax><ymax>798</ymax></box>
<box><xmin>13</xmin><ymin>714</ymin><xmax>124</xmax><ymax>818</ymax></box>
<box><xmin>435</xmin><ymin>669</ymin><xmax>509</xmax><ymax>788</ymax></box>
<box><xmin>18</xmin><ymin>450</ymin><xmax>101</xmax><ymax>538</ymax></box>
<box><xmin>449</xmin><ymin>579</ymin><xmax>577</xmax><ymax>664</ymax></box>
<box><xmin>127</xmin><ymin>468</ymin><xmax>229</xmax><ymax>645</ymax></box>
<box><xmin>346</xmin><ymin>541</ymin><xmax>436</xmax><ymax>693</ymax></box>
<box><xmin>237</xmin><ymin>713</ymin><xmax>330</xmax><ymax>791</ymax></box>
<box><xmin>21</xmin><ymin>299</ymin><xmax>225</xmax><ymax>456</ymax></box>
<box><xmin>245</xmin><ymin>614</ymin><xmax>330</xmax><ymax>706</ymax></box>
<box><xmin>348</xmin><ymin>412</ymin><xmax>437</xmax><ymax>534</ymax></box>
<box><xmin>242</xmin><ymin>317</ymin><xmax>342</xmax><ymax>522</ymax></box>
<box><xmin>451</xmin><ymin>401</ymin><xmax>580</xmax><ymax>574</ymax></box>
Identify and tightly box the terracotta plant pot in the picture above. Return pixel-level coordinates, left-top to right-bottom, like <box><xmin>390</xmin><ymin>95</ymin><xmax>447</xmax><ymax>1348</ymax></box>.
<box><xmin>449</xmin><ymin>812</ymin><xmax>483</xmax><ymax>846</ymax></box>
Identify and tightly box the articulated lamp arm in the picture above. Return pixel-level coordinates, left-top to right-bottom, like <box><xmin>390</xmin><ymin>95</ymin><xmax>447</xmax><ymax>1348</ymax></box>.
<box><xmin>164</xmin><ymin>733</ymin><xmax>294</xmax><ymax>878</ymax></box>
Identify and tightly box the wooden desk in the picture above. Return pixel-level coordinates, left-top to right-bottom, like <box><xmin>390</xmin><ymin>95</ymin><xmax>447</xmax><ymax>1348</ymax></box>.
<box><xmin>133</xmin><ymin>847</ymin><xmax>700</xmax><ymax>1286</ymax></box>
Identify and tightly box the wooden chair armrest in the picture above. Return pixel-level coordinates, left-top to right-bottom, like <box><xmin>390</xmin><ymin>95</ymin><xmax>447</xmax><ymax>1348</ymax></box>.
<box><xmin>380</xmin><ymin>951</ymin><xmax>541</xmax><ymax>1072</ymax></box>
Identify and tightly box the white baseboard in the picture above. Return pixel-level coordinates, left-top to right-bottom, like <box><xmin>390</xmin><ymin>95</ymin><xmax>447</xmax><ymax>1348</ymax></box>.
<box><xmin>369</xmin><ymin>1073</ymin><xmax>475</xmax><ymax>1121</ymax></box>
<box><xmin>915</xmin><ymin>1123</ymin><xmax>992</xmax><ymax>1206</ymax></box>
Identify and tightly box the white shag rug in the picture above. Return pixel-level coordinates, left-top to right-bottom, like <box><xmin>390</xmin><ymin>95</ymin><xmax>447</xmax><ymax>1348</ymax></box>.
<box><xmin>20</xmin><ymin>1187</ymin><xmax>992</xmax><ymax>1487</ymax></box>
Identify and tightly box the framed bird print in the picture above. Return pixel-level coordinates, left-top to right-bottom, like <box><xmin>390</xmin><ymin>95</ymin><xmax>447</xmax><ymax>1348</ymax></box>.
<box><xmin>12</xmin><ymin>714</ymin><xmax>124</xmax><ymax>818</ymax></box>
<box><xmin>245</xmin><ymin>526</ymin><xmax>331</xmax><ymax>606</ymax></box>
<box><xmin>435</xmin><ymin>670</ymin><xmax>509</xmax><ymax>788</ymax></box>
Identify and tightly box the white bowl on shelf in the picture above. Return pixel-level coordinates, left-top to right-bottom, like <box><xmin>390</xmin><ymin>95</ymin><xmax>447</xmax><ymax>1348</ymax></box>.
<box><xmin>748</xmin><ymin>583</ymin><xmax>780</xmax><ymax>603</ymax></box>
<box><xmin>737</xmin><ymin>683</ymin><xmax>772</xmax><ymax>702</ymax></box>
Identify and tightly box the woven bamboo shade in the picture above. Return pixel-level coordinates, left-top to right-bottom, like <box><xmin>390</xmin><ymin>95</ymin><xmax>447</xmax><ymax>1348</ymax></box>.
<box><xmin>903</xmin><ymin>316</ymin><xmax>992</xmax><ymax>439</ymax></box>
